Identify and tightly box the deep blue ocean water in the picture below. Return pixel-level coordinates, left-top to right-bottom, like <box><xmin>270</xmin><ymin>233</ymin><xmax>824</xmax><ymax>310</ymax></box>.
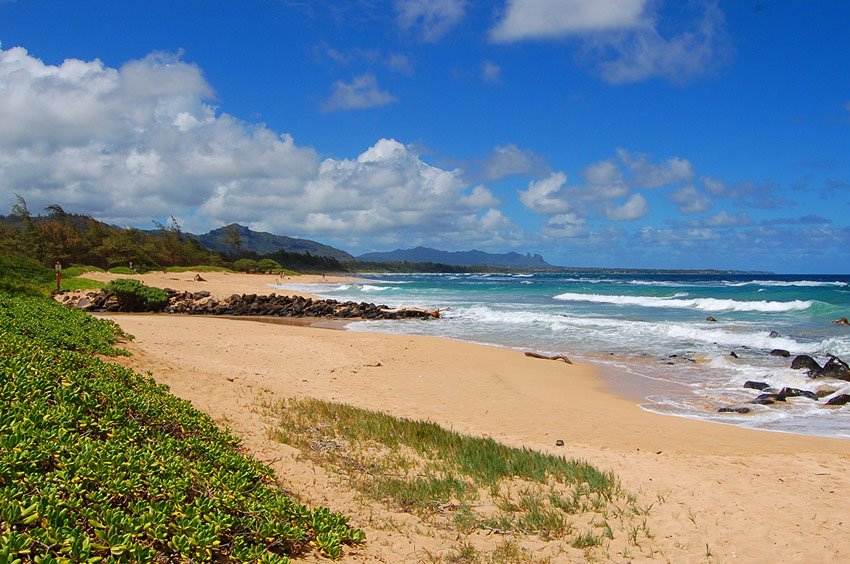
<box><xmin>277</xmin><ymin>272</ymin><xmax>850</xmax><ymax>438</ymax></box>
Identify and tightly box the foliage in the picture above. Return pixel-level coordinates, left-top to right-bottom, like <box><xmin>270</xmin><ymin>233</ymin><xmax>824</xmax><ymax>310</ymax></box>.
<box><xmin>108</xmin><ymin>266</ymin><xmax>136</xmax><ymax>274</ymax></box>
<box><xmin>163</xmin><ymin>265</ymin><xmax>233</xmax><ymax>273</ymax></box>
<box><xmin>271</xmin><ymin>398</ymin><xmax>640</xmax><ymax>551</ymax></box>
<box><xmin>105</xmin><ymin>279</ymin><xmax>169</xmax><ymax>312</ymax></box>
<box><xmin>232</xmin><ymin>258</ymin><xmax>259</xmax><ymax>272</ymax></box>
<box><xmin>62</xmin><ymin>265</ymin><xmax>105</xmax><ymax>277</ymax></box>
<box><xmin>0</xmin><ymin>292</ymin><xmax>364</xmax><ymax>561</ymax></box>
<box><xmin>257</xmin><ymin>258</ymin><xmax>283</xmax><ymax>273</ymax></box>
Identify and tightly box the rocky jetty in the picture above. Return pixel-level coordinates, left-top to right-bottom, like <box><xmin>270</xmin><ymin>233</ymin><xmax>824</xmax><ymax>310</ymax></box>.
<box><xmin>59</xmin><ymin>288</ymin><xmax>440</xmax><ymax>321</ymax></box>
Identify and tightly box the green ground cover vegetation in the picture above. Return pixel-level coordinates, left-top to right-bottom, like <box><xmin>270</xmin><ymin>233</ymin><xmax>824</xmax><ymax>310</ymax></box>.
<box><xmin>0</xmin><ymin>256</ymin><xmax>364</xmax><ymax>561</ymax></box>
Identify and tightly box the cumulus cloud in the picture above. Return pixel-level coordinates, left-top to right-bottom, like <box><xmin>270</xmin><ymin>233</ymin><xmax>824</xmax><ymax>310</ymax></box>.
<box><xmin>490</xmin><ymin>0</ymin><xmax>647</xmax><ymax>42</ymax></box>
<box><xmin>669</xmin><ymin>185</ymin><xmax>711</xmax><ymax>213</ymax></box>
<box><xmin>321</xmin><ymin>74</ymin><xmax>397</xmax><ymax>111</ymax></box>
<box><xmin>490</xmin><ymin>0</ymin><xmax>729</xmax><ymax>84</ymax></box>
<box><xmin>395</xmin><ymin>0</ymin><xmax>466</xmax><ymax>42</ymax></box>
<box><xmin>540</xmin><ymin>212</ymin><xmax>587</xmax><ymax>237</ymax></box>
<box><xmin>618</xmin><ymin>149</ymin><xmax>694</xmax><ymax>187</ymax></box>
<box><xmin>518</xmin><ymin>172</ymin><xmax>571</xmax><ymax>214</ymax></box>
<box><xmin>605</xmin><ymin>193</ymin><xmax>648</xmax><ymax>220</ymax></box>
<box><xmin>315</xmin><ymin>43</ymin><xmax>414</xmax><ymax>76</ymax></box>
<box><xmin>0</xmin><ymin>46</ymin><xmax>524</xmax><ymax>250</ymax></box>
<box><xmin>480</xmin><ymin>144</ymin><xmax>548</xmax><ymax>180</ymax></box>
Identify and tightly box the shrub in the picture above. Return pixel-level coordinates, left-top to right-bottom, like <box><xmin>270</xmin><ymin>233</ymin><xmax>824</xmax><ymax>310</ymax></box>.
<box><xmin>257</xmin><ymin>259</ymin><xmax>283</xmax><ymax>273</ymax></box>
<box><xmin>232</xmin><ymin>258</ymin><xmax>258</xmax><ymax>273</ymax></box>
<box><xmin>105</xmin><ymin>279</ymin><xmax>169</xmax><ymax>312</ymax></box>
<box><xmin>108</xmin><ymin>266</ymin><xmax>136</xmax><ymax>274</ymax></box>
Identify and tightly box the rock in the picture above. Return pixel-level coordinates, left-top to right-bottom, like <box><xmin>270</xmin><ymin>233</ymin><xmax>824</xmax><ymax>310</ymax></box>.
<box><xmin>779</xmin><ymin>387</ymin><xmax>818</xmax><ymax>401</ymax></box>
<box><xmin>825</xmin><ymin>394</ymin><xmax>850</xmax><ymax>406</ymax></box>
<box><xmin>752</xmin><ymin>393</ymin><xmax>786</xmax><ymax>404</ymax></box>
<box><xmin>770</xmin><ymin>349</ymin><xmax>790</xmax><ymax>358</ymax></box>
<box><xmin>706</xmin><ymin>316</ymin><xmax>717</xmax><ymax>322</ymax></box>
<box><xmin>811</xmin><ymin>356</ymin><xmax>850</xmax><ymax>381</ymax></box>
<box><xmin>718</xmin><ymin>406</ymin><xmax>751</xmax><ymax>414</ymax></box>
<box><xmin>743</xmin><ymin>381</ymin><xmax>770</xmax><ymax>391</ymax></box>
<box><xmin>768</xmin><ymin>331</ymin><xmax>781</xmax><ymax>338</ymax></box>
<box><xmin>834</xmin><ymin>317</ymin><xmax>850</xmax><ymax>326</ymax></box>
<box><xmin>816</xmin><ymin>387</ymin><xmax>838</xmax><ymax>399</ymax></box>
<box><xmin>729</xmin><ymin>351</ymin><xmax>739</xmax><ymax>358</ymax></box>
<box><xmin>791</xmin><ymin>355</ymin><xmax>821</xmax><ymax>371</ymax></box>
<box><xmin>74</xmin><ymin>297</ymin><xmax>92</xmax><ymax>310</ymax></box>
<box><xmin>555</xmin><ymin>439</ymin><xmax>565</xmax><ymax>447</ymax></box>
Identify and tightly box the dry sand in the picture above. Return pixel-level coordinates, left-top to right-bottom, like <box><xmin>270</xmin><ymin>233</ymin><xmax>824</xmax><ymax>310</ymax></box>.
<box><xmin>88</xmin><ymin>271</ymin><xmax>850</xmax><ymax>563</ymax></box>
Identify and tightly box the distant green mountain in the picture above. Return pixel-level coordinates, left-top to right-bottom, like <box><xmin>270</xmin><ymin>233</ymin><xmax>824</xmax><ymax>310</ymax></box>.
<box><xmin>194</xmin><ymin>224</ymin><xmax>353</xmax><ymax>260</ymax></box>
<box><xmin>356</xmin><ymin>246</ymin><xmax>553</xmax><ymax>269</ymax></box>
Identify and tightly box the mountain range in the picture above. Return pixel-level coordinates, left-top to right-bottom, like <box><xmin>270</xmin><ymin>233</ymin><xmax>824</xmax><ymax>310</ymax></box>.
<box><xmin>192</xmin><ymin>225</ymin><xmax>553</xmax><ymax>269</ymax></box>
<box><xmin>356</xmin><ymin>246</ymin><xmax>553</xmax><ymax>269</ymax></box>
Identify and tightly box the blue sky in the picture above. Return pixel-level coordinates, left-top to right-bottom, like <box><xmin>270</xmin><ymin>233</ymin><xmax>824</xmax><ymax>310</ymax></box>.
<box><xmin>1</xmin><ymin>1</ymin><xmax>849</xmax><ymax>272</ymax></box>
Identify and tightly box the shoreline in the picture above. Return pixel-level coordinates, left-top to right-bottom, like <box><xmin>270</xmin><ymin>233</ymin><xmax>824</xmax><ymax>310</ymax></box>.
<box><xmin>86</xmin><ymin>271</ymin><xmax>850</xmax><ymax>561</ymax></box>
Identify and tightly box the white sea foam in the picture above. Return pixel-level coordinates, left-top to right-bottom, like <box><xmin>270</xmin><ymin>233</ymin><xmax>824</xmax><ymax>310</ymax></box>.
<box><xmin>359</xmin><ymin>284</ymin><xmax>397</xmax><ymax>292</ymax></box>
<box><xmin>723</xmin><ymin>280</ymin><xmax>847</xmax><ymax>288</ymax></box>
<box><xmin>552</xmin><ymin>292</ymin><xmax>813</xmax><ymax>312</ymax></box>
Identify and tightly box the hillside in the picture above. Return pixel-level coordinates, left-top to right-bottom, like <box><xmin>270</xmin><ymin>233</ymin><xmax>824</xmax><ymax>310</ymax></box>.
<box><xmin>356</xmin><ymin>246</ymin><xmax>553</xmax><ymax>269</ymax></box>
<box><xmin>195</xmin><ymin>224</ymin><xmax>353</xmax><ymax>260</ymax></box>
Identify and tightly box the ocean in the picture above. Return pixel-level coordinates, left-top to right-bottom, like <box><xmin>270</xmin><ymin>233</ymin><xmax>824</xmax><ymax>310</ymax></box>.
<box><xmin>277</xmin><ymin>272</ymin><xmax>850</xmax><ymax>439</ymax></box>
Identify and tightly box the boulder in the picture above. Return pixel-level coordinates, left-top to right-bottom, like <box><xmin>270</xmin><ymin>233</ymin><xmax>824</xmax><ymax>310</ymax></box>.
<box><xmin>768</xmin><ymin>331</ymin><xmax>781</xmax><ymax>338</ymax></box>
<box><xmin>729</xmin><ymin>351</ymin><xmax>739</xmax><ymax>358</ymax></box>
<box><xmin>743</xmin><ymin>381</ymin><xmax>770</xmax><ymax>391</ymax></box>
<box><xmin>770</xmin><ymin>349</ymin><xmax>790</xmax><ymax>358</ymax></box>
<box><xmin>706</xmin><ymin>316</ymin><xmax>717</xmax><ymax>322</ymax></box>
<box><xmin>717</xmin><ymin>406</ymin><xmax>751</xmax><ymax>414</ymax></box>
<box><xmin>811</xmin><ymin>356</ymin><xmax>850</xmax><ymax>381</ymax></box>
<box><xmin>825</xmin><ymin>394</ymin><xmax>850</xmax><ymax>406</ymax></box>
<box><xmin>778</xmin><ymin>387</ymin><xmax>818</xmax><ymax>401</ymax></box>
<box><xmin>751</xmin><ymin>393</ymin><xmax>786</xmax><ymax>404</ymax></box>
<box><xmin>791</xmin><ymin>355</ymin><xmax>821</xmax><ymax>372</ymax></box>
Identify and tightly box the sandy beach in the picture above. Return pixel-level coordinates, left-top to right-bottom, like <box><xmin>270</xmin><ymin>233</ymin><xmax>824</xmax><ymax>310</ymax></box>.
<box><xmin>87</xmin><ymin>271</ymin><xmax>850</xmax><ymax>563</ymax></box>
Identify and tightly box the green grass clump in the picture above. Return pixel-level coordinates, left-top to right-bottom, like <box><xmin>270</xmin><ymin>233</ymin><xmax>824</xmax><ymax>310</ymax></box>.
<box><xmin>271</xmin><ymin>398</ymin><xmax>628</xmax><ymax>547</ymax></box>
<box><xmin>0</xmin><ymin>254</ymin><xmax>56</xmax><ymax>296</ymax></box>
<box><xmin>108</xmin><ymin>266</ymin><xmax>136</xmax><ymax>274</ymax></box>
<box><xmin>163</xmin><ymin>265</ymin><xmax>233</xmax><ymax>273</ymax></box>
<box><xmin>62</xmin><ymin>265</ymin><xmax>105</xmax><ymax>277</ymax></box>
<box><xmin>105</xmin><ymin>278</ymin><xmax>169</xmax><ymax>312</ymax></box>
<box><xmin>0</xmin><ymin>292</ymin><xmax>364</xmax><ymax>561</ymax></box>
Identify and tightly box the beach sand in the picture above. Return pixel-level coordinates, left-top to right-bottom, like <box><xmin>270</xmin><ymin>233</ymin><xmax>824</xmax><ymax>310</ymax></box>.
<box><xmin>88</xmin><ymin>271</ymin><xmax>850</xmax><ymax>562</ymax></box>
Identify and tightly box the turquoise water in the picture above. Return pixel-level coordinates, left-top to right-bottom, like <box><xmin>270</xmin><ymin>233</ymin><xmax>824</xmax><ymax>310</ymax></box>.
<box><xmin>277</xmin><ymin>273</ymin><xmax>850</xmax><ymax>438</ymax></box>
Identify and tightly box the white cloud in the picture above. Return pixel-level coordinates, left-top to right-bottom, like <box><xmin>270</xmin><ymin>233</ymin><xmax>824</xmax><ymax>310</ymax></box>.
<box><xmin>703</xmin><ymin>210</ymin><xmax>750</xmax><ymax>227</ymax></box>
<box><xmin>321</xmin><ymin>74</ymin><xmax>397</xmax><ymax>111</ymax></box>
<box><xmin>0</xmin><ymin>46</ymin><xmax>524</xmax><ymax>250</ymax></box>
<box><xmin>395</xmin><ymin>0</ymin><xmax>466</xmax><ymax>42</ymax></box>
<box><xmin>480</xmin><ymin>144</ymin><xmax>547</xmax><ymax>180</ymax></box>
<box><xmin>490</xmin><ymin>0</ymin><xmax>729</xmax><ymax>84</ymax></box>
<box><xmin>540</xmin><ymin>212</ymin><xmax>587</xmax><ymax>238</ymax></box>
<box><xmin>669</xmin><ymin>185</ymin><xmax>711</xmax><ymax>213</ymax></box>
<box><xmin>518</xmin><ymin>172</ymin><xmax>571</xmax><ymax>214</ymax></box>
<box><xmin>618</xmin><ymin>149</ymin><xmax>694</xmax><ymax>187</ymax></box>
<box><xmin>490</xmin><ymin>0</ymin><xmax>647</xmax><ymax>42</ymax></box>
<box><xmin>592</xmin><ymin>2</ymin><xmax>729</xmax><ymax>84</ymax></box>
<box><xmin>481</xmin><ymin>60</ymin><xmax>501</xmax><ymax>83</ymax></box>
<box><xmin>605</xmin><ymin>193</ymin><xmax>648</xmax><ymax>220</ymax></box>
<box><xmin>580</xmin><ymin>159</ymin><xmax>629</xmax><ymax>200</ymax></box>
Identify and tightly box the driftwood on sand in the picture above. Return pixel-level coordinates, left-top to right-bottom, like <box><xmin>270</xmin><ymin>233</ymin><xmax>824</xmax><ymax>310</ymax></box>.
<box><xmin>524</xmin><ymin>351</ymin><xmax>572</xmax><ymax>364</ymax></box>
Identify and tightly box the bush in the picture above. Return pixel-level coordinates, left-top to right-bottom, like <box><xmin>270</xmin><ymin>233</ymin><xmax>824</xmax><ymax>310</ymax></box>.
<box><xmin>0</xmin><ymin>292</ymin><xmax>364</xmax><ymax>561</ymax></box>
<box><xmin>232</xmin><ymin>258</ymin><xmax>258</xmax><ymax>273</ymax></box>
<box><xmin>108</xmin><ymin>266</ymin><xmax>136</xmax><ymax>274</ymax></box>
<box><xmin>257</xmin><ymin>259</ymin><xmax>283</xmax><ymax>273</ymax></box>
<box><xmin>105</xmin><ymin>279</ymin><xmax>169</xmax><ymax>312</ymax></box>
<box><xmin>63</xmin><ymin>265</ymin><xmax>105</xmax><ymax>277</ymax></box>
